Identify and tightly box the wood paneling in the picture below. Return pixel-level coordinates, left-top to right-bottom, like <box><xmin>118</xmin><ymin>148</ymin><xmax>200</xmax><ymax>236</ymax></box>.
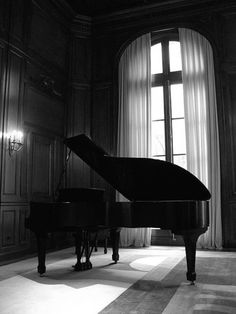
<box><xmin>92</xmin><ymin>84</ymin><xmax>112</xmax><ymax>152</ymax></box>
<box><xmin>29</xmin><ymin>2</ymin><xmax>68</xmax><ymax>70</ymax></box>
<box><xmin>68</xmin><ymin>85</ymin><xmax>91</xmax><ymax>135</ymax></box>
<box><xmin>93</xmin><ymin>36</ymin><xmax>113</xmax><ymax>82</ymax></box>
<box><xmin>71</xmin><ymin>37</ymin><xmax>91</xmax><ymax>82</ymax></box>
<box><xmin>91</xmin><ymin>84</ymin><xmax>114</xmax><ymax>198</ymax></box>
<box><xmin>0</xmin><ymin>205</ymin><xmax>29</xmax><ymax>252</ymax></box>
<box><xmin>66</xmin><ymin>21</ymin><xmax>92</xmax><ymax>188</ymax></box>
<box><xmin>1</xmin><ymin>50</ymin><xmax>23</xmax><ymax>202</ymax></box>
<box><xmin>24</xmin><ymin>85</ymin><xmax>65</xmax><ymax>135</ymax></box>
<box><xmin>10</xmin><ymin>0</ymin><xmax>28</xmax><ymax>46</ymax></box>
<box><xmin>1</xmin><ymin>208</ymin><xmax>16</xmax><ymax>247</ymax></box>
<box><xmin>67</xmin><ymin>85</ymin><xmax>91</xmax><ymax>187</ymax></box>
<box><xmin>30</xmin><ymin>132</ymin><xmax>54</xmax><ymax>201</ymax></box>
<box><xmin>222</xmin><ymin>13</ymin><xmax>236</xmax><ymax>64</ymax></box>
<box><xmin>0</xmin><ymin>0</ymin><xmax>68</xmax><ymax>259</ymax></box>
<box><xmin>0</xmin><ymin>1</ymin><xmax>9</xmax><ymax>37</ymax></box>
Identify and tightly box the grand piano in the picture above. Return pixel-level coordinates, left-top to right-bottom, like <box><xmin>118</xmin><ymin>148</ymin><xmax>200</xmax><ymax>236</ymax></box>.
<box><xmin>25</xmin><ymin>134</ymin><xmax>211</xmax><ymax>284</ymax></box>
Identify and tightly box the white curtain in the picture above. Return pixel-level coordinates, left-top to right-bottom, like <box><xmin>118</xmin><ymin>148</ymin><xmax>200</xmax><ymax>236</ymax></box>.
<box><xmin>117</xmin><ymin>33</ymin><xmax>152</xmax><ymax>247</ymax></box>
<box><xmin>179</xmin><ymin>28</ymin><xmax>222</xmax><ymax>249</ymax></box>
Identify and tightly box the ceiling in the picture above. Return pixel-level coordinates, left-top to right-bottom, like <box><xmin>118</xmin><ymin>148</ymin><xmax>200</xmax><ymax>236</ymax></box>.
<box><xmin>64</xmin><ymin>0</ymin><xmax>170</xmax><ymax>16</ymax></box>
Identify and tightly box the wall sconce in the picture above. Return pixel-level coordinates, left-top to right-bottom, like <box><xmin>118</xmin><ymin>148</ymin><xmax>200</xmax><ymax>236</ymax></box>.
<box><xmin>8</xmin><ymin>130</ymin><xmax>24</xmax><ymax>156</ymax></box>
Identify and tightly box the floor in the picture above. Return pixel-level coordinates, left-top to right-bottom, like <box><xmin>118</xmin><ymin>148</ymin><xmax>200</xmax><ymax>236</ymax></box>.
<box><xmin>0</xmin><ymin>246</ymin><xmax>186</xmax><ymax>314</ymax></box>
<box><xmin>0</xmin><ymin>246</ymin><xmax>235</xmax><ymax>314</ymax></box>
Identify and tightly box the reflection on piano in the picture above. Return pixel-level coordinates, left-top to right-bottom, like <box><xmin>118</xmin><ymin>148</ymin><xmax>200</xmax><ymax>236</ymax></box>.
<box><xmin>25</xmin><ymin>134</ymin><xmax>211</xmax><ymax>284</ymax></box>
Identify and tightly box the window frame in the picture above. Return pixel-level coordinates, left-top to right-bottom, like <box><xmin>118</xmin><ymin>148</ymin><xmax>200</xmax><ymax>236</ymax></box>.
<box><xmin>151</xmin><ymin>30</ymin><xmax>185</xmax><ymax>165</ymax></box>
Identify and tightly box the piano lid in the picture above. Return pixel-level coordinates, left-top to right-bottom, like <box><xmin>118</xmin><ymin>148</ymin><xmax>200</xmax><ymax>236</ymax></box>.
<box><xmin>64</xmin><ymin>134</ymin><xmax>211</xmax><ymax>202</ymax></box>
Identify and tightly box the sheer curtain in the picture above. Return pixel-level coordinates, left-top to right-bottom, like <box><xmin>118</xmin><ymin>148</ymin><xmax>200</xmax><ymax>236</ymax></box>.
<box><xmin>117</xmin><ymin>33</ymin><xmax>152</xmax><ymax>247</ymax></box>
<box><xmin>179</xmin><ymin>28</ymin><xmax>222</xmax><ymax>249</ymax></box>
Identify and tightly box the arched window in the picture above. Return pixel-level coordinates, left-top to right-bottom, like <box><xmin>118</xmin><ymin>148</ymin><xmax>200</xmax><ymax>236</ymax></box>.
<box><xmin>151</xmin><ymin>31</ymin><xmax>186</xmax><ymax>168</ymax></box>
<box><xmin>118</xmin><ymin>28</ymin><xmax>222</xmax><ymax>249</ymax></box>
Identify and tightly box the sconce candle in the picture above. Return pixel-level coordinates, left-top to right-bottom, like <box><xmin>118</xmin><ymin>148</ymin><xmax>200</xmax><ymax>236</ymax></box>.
<box><xmin>8</xmin><ymin>130</ymin><xmax>24</xmax><ymax>156</ymax></box>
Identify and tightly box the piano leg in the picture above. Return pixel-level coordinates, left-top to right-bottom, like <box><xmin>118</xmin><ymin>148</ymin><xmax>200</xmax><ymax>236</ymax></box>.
<box><xmin>110</xmin><ymin>228</ymin><xmax>121</xmax><ymax>263</ymax></box>
<box><xmin>35</xmin><ymin>232</ymin><xmax>47</xmax><ymax>275</ymax></box>
<box><xmin>180</xmin><ymin>228</ymin><xmax>207</xmax><ymax>284</ymax></box>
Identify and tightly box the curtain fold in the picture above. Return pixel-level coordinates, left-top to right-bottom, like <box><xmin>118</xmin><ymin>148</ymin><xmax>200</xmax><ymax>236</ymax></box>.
<box><xmin>117</xmin><ymin>33</ymin><xmax>152</xmax><ymax>247</ymax></box>
<box><xmin>179</xmin><ymin>28</ymin><xmax>222</xmax><ymax>249</ymax></box>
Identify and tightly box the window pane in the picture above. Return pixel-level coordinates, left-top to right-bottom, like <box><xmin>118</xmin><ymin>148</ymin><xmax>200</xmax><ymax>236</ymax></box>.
<box><xmin>151</xmin><ymin>43</ymin><xmax>162</xmax><ymax>74</ymax></box>
<box><xmin>152</xmin><ymin>121</ymin><xmax>165</xmax><ymax>156</ymax></box>
<box><xmin>171</xmin><ymin>84</ymin><xmax>184</xmax><ymax>118</ymax></box>
<box><xmin>151</xmin><ymin>86</ymin><xmax>164</xmax><ymax>120</ymax></box>
<box><xmin>172</xmin><ymin>119</ymin><xmax>186</xmax><ymax>154</ymax></box>
<box><xmin>173</xmin><ymin>155</ymin><xmax>187</xmax><ymax>169</ymax></box>
<box><xmin>169</xmin><ymin>41</ymin><xmax>182</xmax><ymax>72</ymax></box>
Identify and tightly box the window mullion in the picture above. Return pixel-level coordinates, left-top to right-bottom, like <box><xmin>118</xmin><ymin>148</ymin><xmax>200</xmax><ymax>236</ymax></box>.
<box><xmin>162</xmin><ymin>40</ymin><xmax>172</xmax><ymax>163</ymax></box>
<box><xmin>164</xmin><ymin>80</ymin><xmax>172</xmax><ymax>163</ymax></box>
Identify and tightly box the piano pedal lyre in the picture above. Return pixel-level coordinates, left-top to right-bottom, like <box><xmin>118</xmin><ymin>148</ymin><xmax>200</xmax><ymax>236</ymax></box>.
<box><xmin>73</xmin><ymin>229</ymin><xmax>100</xmax><ymax>271</ymax></box>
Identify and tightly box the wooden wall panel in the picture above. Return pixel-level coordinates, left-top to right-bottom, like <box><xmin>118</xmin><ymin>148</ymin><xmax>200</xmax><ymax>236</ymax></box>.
<box><xmin>24</xmin><ymin>85</ymin><xmax>64</xmax><ymax>135</ymax></box>
<box><xmin>10</xmin><ymin>0</ymin><xmax>28</xmax><ymax>46</ymax></box>
<box><xmin>1</xmin><ymin>50</ymin><xmax>23</xmax><ymax>202</ymax></box>
<box><xmin>71</xmin><ymin>37</ymin><xmax>91</xmax><ymax>82</ymax></box>
<box><xmin>4</xmin><ymin>51</ymin><xmax>22</xmax><ymax>133</ymax></box>
<box><xmin>67</xmin><ymin>85</ymin><xmax>91</xmax><ymax>188</ymax></box>
<box><xmin>223</xmin><ymin>13</ymin><xmax>236</xmax><ymax>64</ymax></box>
<box><xmin>19</xmin><ymin>131</ymin><xmax>28</xmax><ymax>199</ymax></box>
<box><xmin>0</xmin><ymin>1</ymin><xmax>9</xmax><ymax>36</ymax></box>
<box><xmin>2</xmin><ymin>155</ymin><xmax>17</xmax><ymax>196</ymax></box>
<box><xmin>1</xmin><ymin>208</ymin><xmax>16</xmax><ymax>248</ymax></box>
<box><xmin>93</xmin><ymin>36</ymin><xmax>113</xmax><ymax>82</ymax></box>
<box><xmin>65</xmin><ymin>18</ymin><xmax>93</xmax><ymax>190</ymax></box>
<box><xmin>0</xmin><ymin>205</ymin><xmax>29</xmax><ymax>252</ymax></box>
<box><xmin>68</xmin><ymin>86</ymin><xmax>91</xmax><ymax>136</ymax></box>
<box><xmin>29</xmin><ymin>2</ymin><xmax>67</xmax><ymax>70</ymax></box>
<box><xmin>30</xmin><ymin>132</ymin><xmax>54</xmax><ymax>201</ymax></box>
<box><xmin>92</xmin><ymin>84</ymin><xmax>112</xmax><ymax>153</ymax></box>
<box><xmin>91</xmin><ymin>84</ymin><xmax>114</xmax><ymax>198</ymax></box>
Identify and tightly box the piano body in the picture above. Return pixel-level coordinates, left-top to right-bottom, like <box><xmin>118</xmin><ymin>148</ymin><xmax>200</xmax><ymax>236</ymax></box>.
<box><xmin>26</xmin><ymin>134</ymin><xmax>211</xmax><ymax>284</ymax></box>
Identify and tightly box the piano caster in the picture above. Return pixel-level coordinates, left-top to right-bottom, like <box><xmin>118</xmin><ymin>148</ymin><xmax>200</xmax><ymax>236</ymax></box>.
<box><xmin>112</xmin><ymin>254</ymin><xmax>119</xmax><ymax>264</ymax></box>
<box><xmin>73</xmin><ymin>261</ymin><xmax>92</xmax><ymax>271</ymax></box>
<box><xmin>38</xmin><ymin>272</ymin><xmax>46</xmax><ymax>277</ymax></box>
<box><xmin>186</xmin><ymin>271</ymin><xmax>196</xmax><ymax>284</ymax></box>
<box><xmin>37</xmin><ymin>265</ymin><xmax>46</xmax><ymax>276</ymax></box>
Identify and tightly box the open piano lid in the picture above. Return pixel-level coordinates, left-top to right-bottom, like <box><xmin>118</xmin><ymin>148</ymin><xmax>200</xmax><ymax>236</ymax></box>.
<box><xmin>64</xmin><ymin>134</ymin><xmax>211</xmax><ymax>202</ymax></box>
